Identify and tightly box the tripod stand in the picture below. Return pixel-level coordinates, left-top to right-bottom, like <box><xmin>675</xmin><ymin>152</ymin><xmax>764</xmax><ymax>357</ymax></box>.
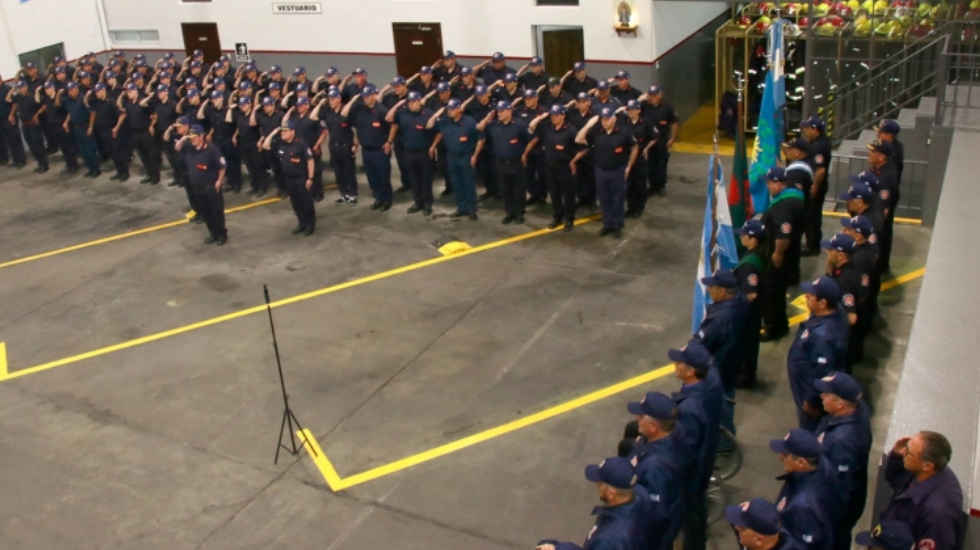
<box><xmin>263</xmin><ymin>284</ymin><xmax>314</xmax><ymax>464</ymax></box>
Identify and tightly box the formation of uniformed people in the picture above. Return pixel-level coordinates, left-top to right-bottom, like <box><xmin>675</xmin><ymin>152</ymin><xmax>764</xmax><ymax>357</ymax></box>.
<box><xmin>3</xmin><ymin>50</ymin><xmax>683</xmax><ymax>245</ymax></box>
<box><xmin>535</xmin><ymin>116</ymin><xmax>963</xmax><ymax>549</ymax></box>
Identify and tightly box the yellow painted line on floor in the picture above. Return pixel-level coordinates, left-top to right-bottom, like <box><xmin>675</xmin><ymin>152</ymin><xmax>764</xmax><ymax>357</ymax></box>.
<box><xmin>672</xmin><ymin>142</ymin><xmax>735</xmax><ymax>156</ymax></box>
<box><xmin>297</xmin><ymin>428</ymin><xmax>345</xmax><ymax>490</ymax></box>
<box><xmin>0</xmin><ymin>196</ymin><xmax>284</xmax><ymax>271</ymax></box>
<box><xmin>0</xmin><ymin>342</ymin><xmax>7</xmax><ymax>378</ymax></box>
<box><xmin>821</xmin><ymin>210</ymin><xmax>923</xmax><ymax>226</ymax></box>
<box><xmin>298</xmin><ymin>267</ymin><xmax>926</xmax><ymax>492</ymax></box>
<box><xmin>0</xmin><ymin>214</ymin><xmax>601</xmax><ymax>383</ymax></box>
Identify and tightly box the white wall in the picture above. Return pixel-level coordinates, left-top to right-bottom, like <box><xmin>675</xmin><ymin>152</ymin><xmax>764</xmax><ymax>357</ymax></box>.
<box><xmin>99</xmin><ymin>0</ymin><xmax>719</xmax><ymax>62</ymax></box>
<box><xmin>0</xmin><ymin>0</ymin><xmax>105</xmax><ymax>77</ymax></box>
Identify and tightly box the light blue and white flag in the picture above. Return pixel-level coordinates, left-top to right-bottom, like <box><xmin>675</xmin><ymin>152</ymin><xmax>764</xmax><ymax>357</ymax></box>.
<box><xmin>692</xmin><ymin>154</ymin><xmax>740</xmax><ymax>333</ymax></box>
<box><xmin>748</xmin><ymin>18</ymin><xmax>787</xmax><ymax>214</ymax></box>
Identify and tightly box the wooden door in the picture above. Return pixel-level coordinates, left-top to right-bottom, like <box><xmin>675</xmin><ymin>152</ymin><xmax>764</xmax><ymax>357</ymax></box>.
<box><xmin>392</xmin><ymin>22</ymin><xmax>443</xmax><ymax>78</ymax></box>
<box><xmin>541</xmin><ymin>28</ymin><xmax>584</xmax><ymax>77</ymax></box>
<box><xmin>181</xmin><ymin>23</ymin><xmax>222</xmax><ymax>63</ymax></box>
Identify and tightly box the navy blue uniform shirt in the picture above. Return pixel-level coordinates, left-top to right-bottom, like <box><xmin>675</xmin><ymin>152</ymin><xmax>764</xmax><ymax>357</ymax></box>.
<box><xmin>394</xmin><ymin>107</ymin><xmax>434</xmax><ymax>152</ymax></box>
<box><xmin>181</xmin><ymin>142</ymin><xmax>225</xmax><ymax>190</ymax></box>
<box><xmin>815</xmin><ymin>402</ymin><xmax>872</xmax><ymax>514</ymax></box>
<box><xmin>350</xmin><ymin>101</ymin><xmax>389</xmax><ymax>149</ymax></box>
<box><xmin>672</xmin><ymin>366</ymin><xmax>723</xmax><ymax>491</ymax></box>
<box><xmin>881</xmin><ymin>451</ymin><xmax>965</xmax><ymax>550</ymax></box>
<box><xmin>535</xmin><ymin>119</ymin><xmax>578</xmax><ymax>165</ymax></box>
<box><xmin>275</xmin><ymin>138</ymin><xmax>312</xmax><ymax>178</ymax></box>
<box><xmin>485</xmin><ymin>118</ymin><xmax>528</xmax><ymax>160</ymax></box>
<box><xmin>787</xmin><ymin>312</ymin><xmax>848</xmax><ymax>412</ymax></box>
<box><xmin>586</xmin><ymin>123</ymin><xmax>636</xmax><ymax>170</ymax></box>
<box><xmin>436</xmin><ymin>114</ymin><xmax>481</xmax><ymax>156</ymax></box>
<box><xmin>693</xmin><ymin>297</ymin><xmax>748</xmax><ymax>390</ymax></box>
<box><xmin>776</xmin><ymin>469</ymin><xmax>837</xmax><ymax>550</ymax></box>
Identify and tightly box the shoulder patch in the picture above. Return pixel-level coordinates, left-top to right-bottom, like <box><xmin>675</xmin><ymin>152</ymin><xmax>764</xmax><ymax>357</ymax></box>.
<box><xmin>861</xmin><ymin>274</ymin><xmax>870</xmax><ymax>287</ymax></box>
<box><xmin>586</xmin><ymin>524</ymin><xmax>598</xmax><ymax>541</ymax></box>
<box><xmin>748</xmin><ymin>273</ymin><xmax>759</xmax><ymax>287</ymax></box>
<box><xmin>777</xmin><ymin>496</ymin><xmax>787</xmax><ymax>512</ymax></box>
<box><xmin>801</xmin><ymin>328</ymin><xmax>810</xmax><ymax>340</ymax></box>
<box><xmin>781</xmin><ymin>222</ymin><xmax>792</xmax><ymax>235</ymax></box>
<box><xmin>843</xmin><ymin>294</ymin><xmax>855</xmax><ymax>307</ymax></box>
<box><xmin>817</xmin><ymin>432</ymin><xmax>825</xmax><ymax>444</ymax></box>
<box><xmin>869</xmin><ymin>233</ymin><xmax>878</xmax><ymax>244</ymax></box>
<box><xmin>815</xmin><ymin>154</ymin><xmax>824</xmax><ymax>165</ymax></box>
<box><xmin>880</xmin><ymin>189</ymin><xmax>890</xmax><ymax>200</ymax></box>
<box><xmin>917</xmin><ymin>539</ymin><xmax>936</xmax><ymax>550</ymax></box>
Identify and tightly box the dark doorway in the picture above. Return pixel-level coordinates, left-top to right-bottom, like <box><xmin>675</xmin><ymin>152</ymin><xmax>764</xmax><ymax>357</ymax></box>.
<box><xmin>392</xmin><ymin>22</ymin><xmax>443</xmax><ymax>78</ymax></box>
<box><xmin>181</xmin><ymin>23</ymin><xmax>222</xmax><ymax>63</ymax></box>
<box><xmin>18</xmin><ymin>42</ymin><xmax>65</xmax><ymax>75</ymax></box>
<box><xmin>537</xmin><ymin>26</ymin><xmax>585</xmax><ymax>77</ymax></box>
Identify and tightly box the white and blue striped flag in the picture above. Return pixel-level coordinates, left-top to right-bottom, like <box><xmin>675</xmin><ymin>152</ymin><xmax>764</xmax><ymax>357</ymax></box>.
<box><xmin>691</xmin><ymin>154</ymin><xmax>740</xmax><ymax>333</ymax></box>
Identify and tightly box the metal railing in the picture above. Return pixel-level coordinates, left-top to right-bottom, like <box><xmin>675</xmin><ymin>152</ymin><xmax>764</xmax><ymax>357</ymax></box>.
<box><xmin>825</xmin><ymin>154</ymin><xmax>927</xmax><ymax>219</ymax></box>
<box><xmin>937</xmin><ymin>40</ymin><xmax>980</xmax><ymax>129</ymax></box>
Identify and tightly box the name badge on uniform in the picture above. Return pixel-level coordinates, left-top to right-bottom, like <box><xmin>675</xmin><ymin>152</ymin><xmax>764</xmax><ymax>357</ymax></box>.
<box><xmin>509</xmin><ymin>137</ymin><xmax>519</xmax><ymax>144</ymax></box>
<box><xmin>371</xmin><ymin>121</ymin><xmax>382</xmax><ymax>128</ymax></box>
<box><xmin>459</xmin><ymin>135</ymin><xmax>468</xmax><ymax>142</ymax></box>
<box><xmin>341</xmin><ymin>122</ymin><xmax>349</xmax><ymax>128</ymax></box>
<box><xmin>415</xmin><ymin>124</ymin><xmax>424</xmax><ymax>130</ymax></box>
<box><xmin>614</xmin><ymin>146</ymin><xmax>624</xmax><ymax>154</ymax></box>
<box><xmin>195</xmin><ymin>163</ymin><xmax>208</xmax><ymax>171</ymax></box>
<box><xmin>289</xmin><ymin>156</ymin><xmax>301</xmax><ymax>164</ymax></box>
<box><xmin>659</xmin><ymin>120</ymin><xmax>667</xmax><ymax>125</ymax></box>
<box><xmin>555</xmin><ymin>144</ymin><xmax>565</xmax><ymax>151</ymax></box>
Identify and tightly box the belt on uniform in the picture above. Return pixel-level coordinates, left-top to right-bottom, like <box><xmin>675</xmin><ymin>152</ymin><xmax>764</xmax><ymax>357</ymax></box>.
<box><xmin>497</xmin><ymin>157</ymin><xmax>521</xmax><ymax>165</ymax></box>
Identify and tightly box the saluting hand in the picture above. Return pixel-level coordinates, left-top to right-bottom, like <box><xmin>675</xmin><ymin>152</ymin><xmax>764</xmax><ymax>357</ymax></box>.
<box><xmin>569</xmin><ymin>161</ymin><xmax>577</xmax><ymax>175</ymax></box>
<box><xmin>892</xmin><ymin>437</ymin><xmax>911</xmax><ymax>456</ymax></box>
<box><xmin>428</xmin><ymin>146</ymin><xmax>437</xmax><ymax>161</ymax></box>
<box><xmin>469</xmin><ymin>153</ymin><xmax>478</xmax><ymax>168</ymax></box>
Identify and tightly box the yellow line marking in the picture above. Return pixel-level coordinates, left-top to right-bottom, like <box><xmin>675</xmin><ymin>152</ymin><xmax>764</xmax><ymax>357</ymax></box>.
<box><xmin>0</xmin><ymin>197</ymin><xmax>283</xmax><ymax>271</ymax></box>
<box><xmin>297</xmin><ymin>429</ymin><xmax>344</xmax><ymax>490</ymax></box>
<box><xmin>0</xmin><ymin>342</ymin><xmax>7</xmax><ymax>378</ymax></box>
<box><xmin>821</xmin><ymin>210</ymin><xmax>923</xmax><ymax>226</ymax></box>
<box><xmin>437</xmin><ymin>241</ymin><xmax>472</xmax><ymax>256</ymax></box>
<box><xmin>298</xmin><ymin>267</ymin><xmax>926</xmax><ymax>491</ymax></box>
<box><xmin>0</xmin><ymin>214</ymin><xmax>601</xmax><ymax>383</ymax></box>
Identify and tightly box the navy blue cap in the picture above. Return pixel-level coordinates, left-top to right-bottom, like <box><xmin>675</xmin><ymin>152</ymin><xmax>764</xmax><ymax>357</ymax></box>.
<box><xmin>261</xmin><ymin>96</ymin><xmax>276</xmax><ymax>105</ymax></box>
<box><xmin>92</xmin><ymin>82</ymin><xmax>106</xmax><ymax>91</ymax></box>
<box><xmin>701</xmin><ymin>269</ymin><xmax>738</xmax><ymax>289</ymax></box>
<box><xmin>163</xmin><ymin>52</ymin><xmax>175</xmax><ymax>59</ymax></box>
<box><xmin>549</xmin><ymin>104</ymin><xmax>566</xmax><ymax>115</ymax></box>
<box><xmin>54</xmin><ymin>66</ymin><xmax>66</xmax><ymax>74</ymax></box>
<box><xmin>626</xmin><ymin>99</ymin><xmax>641</xmax><ymax>111</ymax></box>
<box><xmin>186</xmin><ymin>89</ymin><xmax>200</xmax><ymax>97</ymax></box>
<box><xmin>53</xmin><ymin>55</ymin><xmax>64</xmax><ymax>63</ymax></box>
<box><xmin>576</xmin><ymin>91</ymin><xmax>590</xmax><ymax>101</ymax></box>
<box><xmin>867</xmin><ymin>140</ymin><xmax>893</xmax><ymax>157</ymax></box>
<box><xmin>447</xmin><ymin>98</ymin><xmax>462</xmax><ymax>110</ymax></box>
<box><xmin>584</xmin><ymin>457</ymin><xmax>637</xmax><ymax>489</ymax></box>
<box><xmin>218</xmin><ymin>54</ymin><xmax>228</xmax><ymax>62</ymax></box>
<box><xmin>23</xmin><ymin>61</ymin><xmax>36</xmax><ymax>69</ymax></box>
<box><xmin>839</xmin><ymin>179</ymin><xmax>874</xmax><ymax>201</ymax></box>
<box><xmin>296</xmin><ymin>96</ymin><xmax>310</xmax><ymax>106</ymax></box>
<box><xmin>190</xmin><ymin>60</ymin><xmax>202</xmax><ymax>68</ymax></box>
<box><xmin>596</xmin><ymin>80</ymin><xmax>610</xmax><ymax>90</ymax></box>
<box><xmin>475</xmin><ymin>85</ymin><xmax>488</xmax><ymax>96</ymax></box>
<box><xmin>813</xmin><ymin>371</ymin><xmax>863</xmax><ymax>402</ymax></box>
<box><xmin>419</xmin><ymin>65</ymin><xmax>432</xmax><ymax>74</ymax></box>
<box><xmin>627</xmin><ymin>392</ymin><xmax>675</xmax><ymax>420</ymax></box>
<box><xmin>523</xmin><ymin>89</ymin><xmax>536</xmax><ymax>98</ymax></box>
<box><xmin>801</xmin><ymin>115</ymin><xmax>825</xmax><ymax>130</ymax></box>
<box><xmin>326</xmin><ymin>66</ymin><xmax>338</xmax><ymax>76</ymax></box>
<box><xmin>43</xmin><ymin>81</ymin><xmax>55</xmax><ymax>89</ymax></box>
<box><xmin>213</xmin><ymin>78</ymin><xmax>227</xmax><ymax>87</ymax></box>
<box><xmin>548</xmin><ymin>76</ymin><xmax>561</xmax><ymax>87</ymax></box>
<box><xmin>244</xmin><ymin>63</ymin><xmax>257</xmax><ymax>72</ymax></box>
<box><xmin>615</xmin><ymin>70</ymin><xmax>630</xmax><ymax>79</ymax></box>
<box><xmin>124</xmin><ymin>83</ymin><xmax>137</xmax><ymax>91</ymax></box>
<box><xmin>648</xmin><ymin>84</ymin><xmax>662</xmax><ymax>95</ymax></box>
<box><xmin>188</xmin><ymin>124</ymin><xmax>205</xmax><ymax>136</ymax></box>
<box><xmin>437</xmin><ymin>82</ymin><xmax>450</xmax><ymax>92</ymax></box>
<box><xmin>769</xmin><ymin>428</ymin><xmax>821</xmax><ymax>458</ymax></box>
<box><xmin>444</xmin><ymin>50</ymin><xmax>456</xmax><ymax>58</ymax></box>
<box><xmin>192</xmin><ymin>48</ymin><xmax>203</xmax><ymax>57</ymax></box>
<box><xmin>855</xmin><ymin>521</ymin><xmax>915</xmax><ymax>550</ymax></box>
<box><xmin>210</xmin><ymin>90</ymin><xmax>223</xmax><ymax>99</ymax></box>
<box><xmin>326</xmin><ymin>89</ymin><xmax>340</xmax><ymax>99</ymax></box>
<box><xmin>352</xmin><ymin>67</ymin><xmax>366</xmax><ymax>75</ymax></box>
<box><xmin>78</xmin><ymin>71</ymin><xmax>92</xmax><ymax>79</ymax></box>
<box><xmin>783</xmin><ymin>136</ymin><xmax>809</xmax><ymax>150</ymax></box>
<box><xmin>841</xmin><ymin>215</ymin><xmax>874</xmax><ymax>238</ymax></box>
<box><xmin>281</xmin><ymin>119</ymin><xmax>298</xmax><ymax>130</ymax></box>
<box><xmin>724</xmin><ymin>498</ymin><xmax>780</xmax><ymax>535</ymax></box>
<box><xmin>503</xmin><ymin>73</ymin><xmax>517</xmax><ymax>83</ymax></box>
<box><xmin>800</xmin><ymin>275</ymin><xmax>842</xmax><ymax>304</ymax></box>
<box><xmin>573</xmin><ymin>61</ymin><xmax>586</xmax><ymax>71</ymax></box>
<box><xmin>185</xmin><ymin>77</ymin><xmax>197</xmax><ymax>85</ymax></box>
<box><xmin>491</xmin><ymin>51</ymin><xmax>504</xmax><ymax>61</ymax></box>
<box><xmin>599</xmin><ymin>106</ymin><xmax>616</xmax><ymax>119</ymax></box>
<box><xmin>360</xmin><ymin>84</ymin><xmax>377</xmax><ymax>96</ymax></box>
<box><xmin>766</xmin><ymin>166</ymin><xmax>786</xmax><ymax>182</ymax></box>
<box><xmin>176</xmin><ymin>115</ymin><xmax>191</xmax><ymax>125</ymax></box>
<box><xmin>530</xmin><ymin>56</ymin><xmax>542</xmax><ymax>66</ymax></box>
<box><xmin>496</xmin><ymin>100</ymin><xmax>512</xmax><ymax>111</ymax></box>
<box><xmin>877</xmin><ymin>119</ymin><xmax>900</xmax><ymax>134</ymax></box>
<box><xmin>238</xmin><ymin>96</ymin><xmax>251</xmax><ymax>105</ymax></box>
<box><xmin>14</xmin><ymin>80</ymin><xmax>26</xmax><ymax>88</ymax></box>
<box><xmin>391</xmin><ymin>76</ymin><xmax>406</xmax><ymax>86</ymax></box>
<box><xmin>739</xmin><ymin>219</ymin><xmax>765</xmax><ymax>238</ymax></box>
<box><xmin>268</xmin><ymin>82</ymin><xmax>281</xmax><ymax>90</ymax></box>
<box><xmin>821</xmin><ymin>232</ymin><xmax>855</xmax><ymax>253</ymax></box>
<box><xmin>66</xmin><ymin>82</ymin><xmax>78</xmax><ymax>90</ymax></box>
<box><xmin>293</xmin><ymin>66</ymin><xmax>306</xmax><ymax>75</ymax></box>
<box><xmin>130</xmin><ymin>72</ymin><xmax>142</xmax><ymax>81</ymax></box>
<box><xmin>668</xmin><ymin>340</ymin><xmax>713</xmax><ymax>369</ymax></box>
<box><xmin>460</xmin><ymin>66</ymin><xmax>472</xmax><ymax>75</ymax></box>
<box><xmin>156</xmin><ymin>84</ymin><xmax>169</xmax><ymax>92</ymax></box>
<box><xmin>294</xmin><ymin>83</ymin><xmax>307</xmax><ymax>91</ymax></box>
<box><xmin>406</xmin><ymin>91</ymin><xmax>421</xmax><ymax>101</ymax></box>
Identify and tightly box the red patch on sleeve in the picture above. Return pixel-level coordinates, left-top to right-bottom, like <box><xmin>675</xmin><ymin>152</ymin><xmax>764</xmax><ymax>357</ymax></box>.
<box><xmin>459</xmin><ymin>135</ymin><xmax>468</xmax><ymax>142</ymax></box>
<box><xmin>614</xmin><ymin>146</ymin><xmax>624</xmax><ymax>154</ymax></box>
<box><xmin>371</xmin><ymin>121</ymin><xmax>381</xmax><ymax>128</ymax></box>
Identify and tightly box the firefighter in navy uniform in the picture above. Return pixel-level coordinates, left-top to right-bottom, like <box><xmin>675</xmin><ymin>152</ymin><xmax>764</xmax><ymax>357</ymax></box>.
<box><xmin>610</xmin><ymin>70</ymin><xmax>641</xmax><ymax>104</ymax></box>
<box><xmin>823</xmin><ymin>233</ymin><xmax>870</xmax><ymax>370</ymax></box>
<box><xmin>318</xmin><ymin>89</ymin><xmax>358</xmax><ymax>204</ymax></box>
<box><xmin>567</xmin><ymin>92</ymin><xmax>597</xmax><ymax>210</ymax></box>
<box><xmin>148</xmin><ymin>84</ymin><xmax>178</xmax><ymax>185</ymax></box>
<box><xmin>866</xmin><ymin>141</ymin><xmax>899</xmax><ymax>274</ymax></box>
<box><xmin>9</xmin><ymin>79</ymin><xmax>49</xmax><ymax>172</ymax></box>
<box><xmin>289</xmin><ymin>97</ymin><xmax>326</xmax><ymax>201</ymax></box>
<box><xmin>115</xmin><ymin>82</ymin><xmax>161</xmax><ymax>184</ymax></box>
<box><xmin>517</xmin><ymin>57</ymin><xmax>548</xmax><ymax>92</ymax></box>
<box><xmin>255</xmin><ymin>95</ymin><xmax>286</xmax><ymax>197</ymax></box>
<box><xmin>561</xmin><ymin>61</ymin><xmax>598</xmax><ymax>98</ymax></box>
<box><xmin>0</xmin><ymin>75</ymin><xmax>27</xmax><ymax>167</ymax></box>
<box><xmin>735</xmin><ymin>219</ymin><xmax>767</xmax><ymax>388</ymax></box>
<box><xmin>641</xmin><ymin>85</ymin><xmax>678</xmax><ymax>197</ymax></box>
<box><xmin>383</xmin><ymin>76</ymin><xmax>412</xmax><ymax>194</ymax></box>
<box><xmin>760</xmin><ymin>167</ymin><xmax>805</xmax><ymax>342</ymax></box>
<box><xmin>264</xmin><ymin>120</ymin><xmax>316</xmax><ymax>235</ymax></box>
<box><xmin>175</xmin><ymin>124</ymin><xmax>227</xmax><ymax>245</ymax></box>
<box><xmin>525</xmin><ymin>104</ymin><xmax>579</xmax><ymax>231</ymax></box>
<box><xmin>62</xmin><ymin>82</ymin><xmax>101</xmax><ymax>178</ymax></box>
<box><xmin>539</xmin><ymin>77</ymin><xmax>572</xmax><ymax>110</ymax></box>
<box><xmin>515</xmin><ymin>88</ymin><xmax>546</xmax><ymax>206</ymax></box>
<box><xmin>344</xmin><ymin>84</ymin><xmax>393</xmax><ymax>211</ymax></box>
<box><xmin>432</xmin><ymin>50</ymin><xmax>461</xmax><ymax>82</ymax></box>
<box><xmin>800</xmin><ymin>115</ymin><xmax>832</xmax><ymax>254</ymax></box>
<box><xmin>622</xmin><ymin>100</ymin><xmax>656</xmax><ymax>218</ymax></box>
<box><xmin>386</xmin><ymin>91</ymin><xmax>436</xmax><ymax>215</ymax></box>
<box><xmin>232</xmin><ymin>96</ymin><xmax>268</xmax><ymax>196</ymax></box>
<box><xmin>574</xmin><ymin>106</ymin><xmax>638</xmax><ymax>238</ymax></box>
<box><xmin>476</xmin><ymin>100</ymin><xmax>529</xmax><ymax>225</ymax></box>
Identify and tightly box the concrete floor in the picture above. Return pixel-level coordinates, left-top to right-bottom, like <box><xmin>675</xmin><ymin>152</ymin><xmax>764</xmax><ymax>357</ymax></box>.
<box><xmin>0</xmin><ymin>153</ymin><xmax>930</xmax><ymax>550</ymax></box>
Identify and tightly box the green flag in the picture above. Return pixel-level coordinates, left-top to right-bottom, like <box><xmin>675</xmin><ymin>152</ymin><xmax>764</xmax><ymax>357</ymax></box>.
<box><xmin>728</xmin><ymin>99</ymin><xmax>751</xmax><ymax>229</ymax></box>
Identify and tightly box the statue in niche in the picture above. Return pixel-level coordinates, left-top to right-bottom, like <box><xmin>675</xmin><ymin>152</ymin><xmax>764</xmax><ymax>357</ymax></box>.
<box><xmin>617</xmin><ymin>1</ymin><xmax>633</xmax><ymax>27</ymax></box>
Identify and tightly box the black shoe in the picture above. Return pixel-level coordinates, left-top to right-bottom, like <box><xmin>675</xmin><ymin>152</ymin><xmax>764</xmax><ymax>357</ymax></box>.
<box><xmin>118</xmin><ymin>174</ymin><xmax>129</xmax><ymax>182</ymax></box>
<box><xmin>397</xmin><ymin>186</ymin><xmax>411</xmax><ymax>193</ymax></box>
<box><xmin>469</xmin><ymin>213</ymin><xmax>478</xmax><ymax>221</ymax></box>
<box><xmin>204</xmin><ymin>236</ymin><xmax>217</xmax><ymax>244</ymax></box>
<box><xmin>190</xmin><ymin>215</ymin><xmax>204</xmax><ymax>224</ymax></box>
<box><xmin>231</xmin><ymin>186</ymin><xmax>242</xmax><ymax>193</ymax></box>
<box><xmin>34</xmin><ymin>166</ymin><xmax>47</xmax><ymax>174</ymax></box>
<box><xmin>291</xmin><ymin>225</ymin><xmax>305</xmax><ymax>235</ymax></box>
<box><xmin>407</xmin><ymin>205</ymin><xmax>422</xmax><ymax>214</ymax></box>
<box><xmin>216</xmin><ymin>236</ymin><xmax>227</xmax><ymax>246</ymax></box>
<box><xmin>735</xmin><ymin>374</ymin><xmax>756</xmax><ymax>390</ymax></box>
<box><xmin>563</xmin><ymin>221</ymin><xmax>574</xmax><ymax>232</ymax></box>
<box><xmin>423</xmin><ymin>207</ymin><xmax>432</xmax><ymax>216</ymax></box>
<box><xmin>440</xmin><ymin>188</ymin><xmax>453</xmax><ymax>197</ymax></box>
<box><xmin>599</xmin><ymin>227</ymin><xmax>614</xmax><ymax>237</ymax></box>
<box><xmin>140</xmin><ymin>176</ymin><xmax>152</xmax><ymax>184</ymax></box>
<box><xmin>336</xmin><ymin>197</ymin><xmax>347</xmax><ymax>204</ymax></box>
<box><xmin>450</xmin><ymin>210</ymin><xmax>465</xmax><ymax>218</ymax></box>
<box><xmin>249</xmin><ymin>188</ymin><xmax>260</xmax><ymax>196</ymax></box>
<box><xmin>277</xmin><ymin>190</ymin><xmax>288</xmax><ymax>198</ymax></box>
<box><xmin>612</xmin><ymin>229</ymin><xmax>623</xmax><ymax>238</ymax></box>
<box><xmin>314</xmin><ymin>194</ymin><xmax>324</xmax><ymax>202</ymax></box>
<box><xmin>478</xmin><ymin>192</ymin><xmax>496</xmax><ymax>201</ymax></box>
<box><xmin>654</xmin><ymin>188</ymin><xmax>666</xmax><ymax>197</ymax></box>
<box><xmin>347</xmin><ymin>196</ymin><xmax>358</xmax><ymax>205</ymax></box>
<box><xmin>515</xmin><ymin>216</ymin><xmax>525</xmax><ymax>224</ymax></box>
<box><xmin>167</xmin><ymin>179</ymin><xmax>179</xmax><ymax>187</ymax></box>
<box><xmin>379</xmin><ymin>202</ymin><xmax>391</xmax><ymax>212</ymax></box>
<box><xmin>13</xmin><ymin>162</ymin><xmax>25</xmax><ymax>169</ymax></box>
<box><xmin>109</xmin><ymin>173</ymin><xmax>122</xmax><ymax>181</ymax></box>
<box><xmin>148</xmin><ymin>179</ymin><xmax>159</xmax><ymax>185</ymax></box>
<box><xmin>526</xmin><ymin>196</ymin><xmax>542</xmax><ymax>206</ymax></box>
<box><xmin>501</xmin><ymin>216</ymin><xmax>514</xmax><ymax>225</ymax></box>
<box><xmin>85</xmin><ymin>170</ymin><xmax>101</xmax><ymax>178</ymax></box>
<box><xmin>548</xmin><ymin>220</ymin><xmax>562</xmax><ymax>229</ymax></box>
<box><xmin>370</xmin><ymin>200</ymin><xmax>382</xmax><ymax>210</ymax></box>
<box><xmin>303</xmin><ymin>226</ymin><xmax>315</xmax><ymax>236</ymax></box>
